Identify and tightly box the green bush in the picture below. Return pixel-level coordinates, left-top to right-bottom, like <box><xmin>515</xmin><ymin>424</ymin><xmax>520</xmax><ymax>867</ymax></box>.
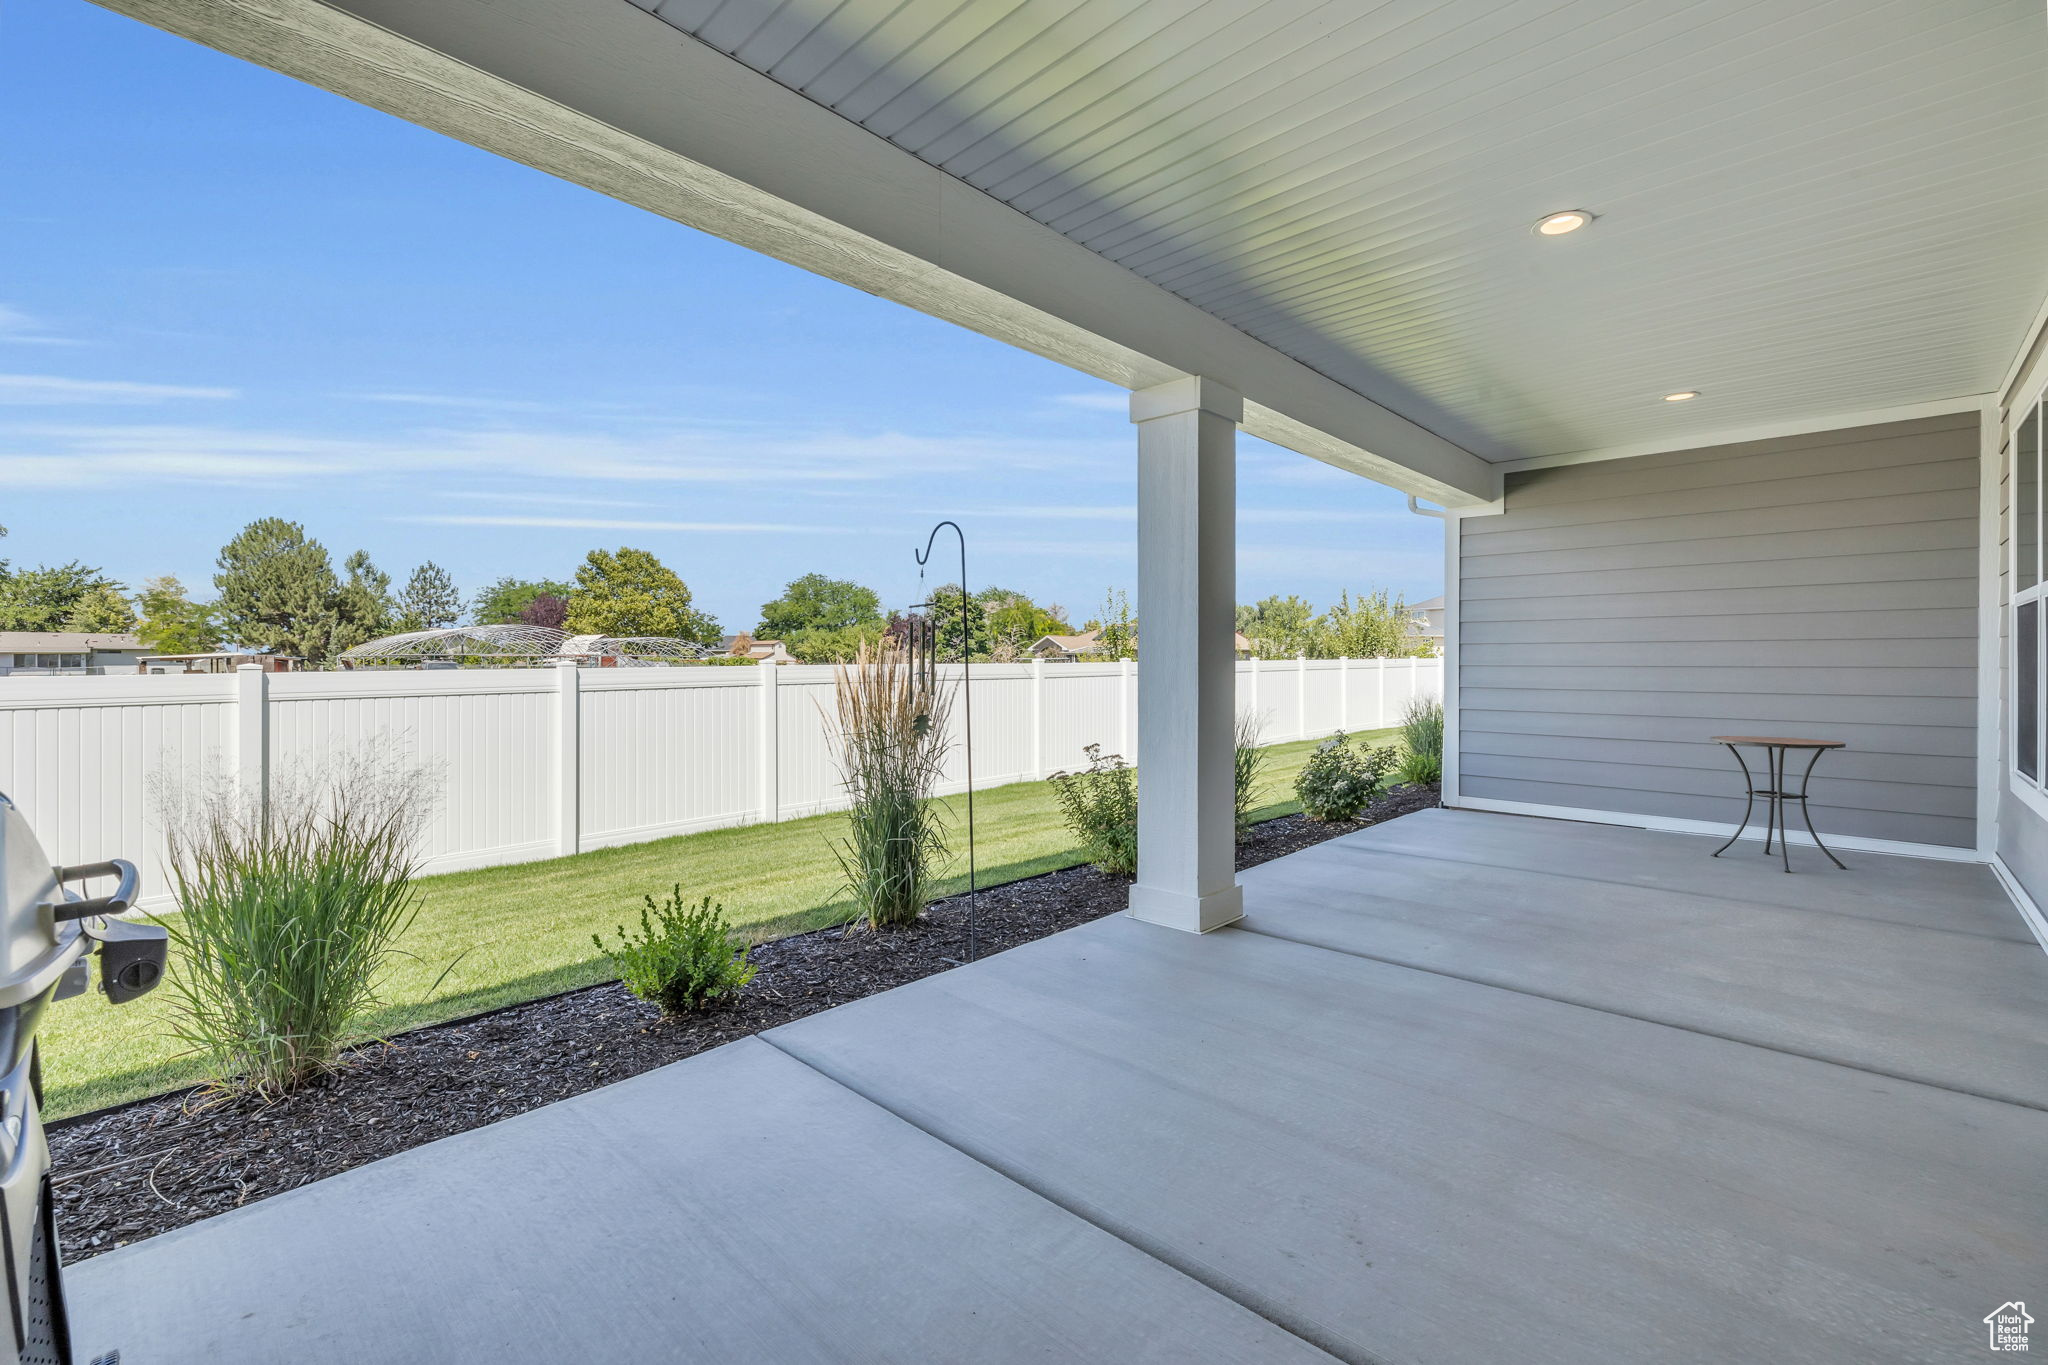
<box><xmin>1050</xmin><ymin>744</ymin><xmax>1139</xmax><ymax>876</ymax></box>
<box><xmin>1234</xmin><ymin>712</ymin><xmax>1267</xmax><ymax>841</ymax></box>
<box><xmin>1395</xmin><ymin>748</ymin><xmax>1443</xmax><ymax>788</ymax></box>
<box><xmin>1294</xmin><ymin>732</ymin><xmax>1399</xmax><ymax>822</ymax></box>
<box><xmin>159</xmin><ymin>757</ymin><xmax>433</xmax><ymax>1099</ymax></box>
<box><xmin>593</xmin><ymin>887</ymin><xmax>755</xmax><ymax>1015</ymax></box>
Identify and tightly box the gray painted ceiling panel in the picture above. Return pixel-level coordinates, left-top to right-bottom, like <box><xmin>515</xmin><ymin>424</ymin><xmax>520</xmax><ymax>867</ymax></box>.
<box><xmin>634</xmin><ymin>0</ymin><xmax>2048</xmax><ymax>460</ymax></box>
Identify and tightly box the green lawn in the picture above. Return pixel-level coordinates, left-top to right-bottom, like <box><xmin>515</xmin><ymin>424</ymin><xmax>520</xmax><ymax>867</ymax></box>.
<box><xmin>41</xmin><ymin>729</ymin><xmax>1395</xmax><ymax>1119</ymax></box>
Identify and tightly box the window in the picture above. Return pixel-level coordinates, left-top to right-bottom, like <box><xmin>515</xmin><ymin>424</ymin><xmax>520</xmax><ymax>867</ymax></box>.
<box><xmin>2017</xmin><ymin>400</ymin><xmax>2046</xmax><ymax>790</ymax></box>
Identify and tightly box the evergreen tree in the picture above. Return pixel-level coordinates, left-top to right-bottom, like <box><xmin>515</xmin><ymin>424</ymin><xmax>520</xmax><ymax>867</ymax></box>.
<box><xmin>214</xmin><ymin>519</ymin><xmax>343</xmax><ymax>662</ymax></box>
<box><xmin>332</xmin><ymin>550</ymin><xmax>393</xmax><ymax>653</ymax></box>
<box><xmin>134</xmin><ymin>576</ymin><xmax>221</xmax><ymax>654</ymax></box>
<box><xmin>395</xmin><ymin>561</ymin><xmax>463</xmax><ymax>632</ymax></box>
<box><xmin>0</xmin><ymin>562</ymin><xmax>136</xmax><ymax>632</ymax></box>
<box><xmin>564</xmin><ymin>547</ymin><xmax>719</xmax><ymax>644</ymax></box>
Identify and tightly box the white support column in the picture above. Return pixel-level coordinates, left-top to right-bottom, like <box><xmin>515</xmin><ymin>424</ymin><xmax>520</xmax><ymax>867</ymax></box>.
<box><xmin>1127</xmin><ymin>375</ymin><xmax>1244</xmax><ymax>933</ymax></box>
<box><xmin>1030</xmin><ymin>656</ymin><xmax>1047</xmax><ymax>778</ymax></box>
<box><xmin>553</xmin><ymin>660</ymin><xmax>580</xmax><ymax>856</ymax></box>
<box><xmin>758</xmin><ymin>661</ymin><xmax>781</xmax><ymax>823</ymax></box>
<box><xmin>234</xmin><ymin>664</ymin><xmax>269</xmax><ymax>819</ymax></box>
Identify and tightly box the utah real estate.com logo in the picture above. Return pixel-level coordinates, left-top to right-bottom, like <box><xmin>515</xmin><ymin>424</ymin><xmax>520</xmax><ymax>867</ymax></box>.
<box><xmin>1986</xmin><ymin>1302</ymin><xmax>2033</xmax><ymax>1352</ymax></box>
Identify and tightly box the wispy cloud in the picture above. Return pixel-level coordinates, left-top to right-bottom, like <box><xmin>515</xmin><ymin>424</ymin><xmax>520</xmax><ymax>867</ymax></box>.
<box><xmin>0</xmin><ymin>306</ymin><xmax>81</xmax><ymax>348</ymax></box>
<box><xmin>350</xmin><ymin>391</ymin><xmax>555</xmax><ymax>414</ymax></box>
<box><xmin>0</xmin><ymin>374</ymin><xmax>236</xmax><ymax>404</ymax></box>
<box><xmin>0</xmin><ymin>420</ymin><xmax>1114</xmax><ymax>488</ymax></box>
<box><xmin>439</xmin><ymin>490</ymin><xmax>646</xmax><ymax>510</ymax></box>
<box><xmin>395</xmin><ymin>514</ymin><xmax>841</xmax><ymax>533</ymax></box>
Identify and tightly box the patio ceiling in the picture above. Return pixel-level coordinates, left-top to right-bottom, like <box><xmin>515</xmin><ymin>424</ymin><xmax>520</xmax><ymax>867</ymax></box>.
<box><xmin>100</xmin><ymin>0</ymin><xmax>2048</xmax><ymax>477</ymax></box>
<box><xmin>631</xmin><ymin>0</ymin><xmax>2048</xmax><ymax>462</ymax></box>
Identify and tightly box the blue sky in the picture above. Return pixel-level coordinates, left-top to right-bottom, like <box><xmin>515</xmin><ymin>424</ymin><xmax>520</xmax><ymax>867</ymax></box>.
<box><xmin>0</xmin><ymin>0</ymin><xmax>1443</xmax><ymax>633</ymax></box>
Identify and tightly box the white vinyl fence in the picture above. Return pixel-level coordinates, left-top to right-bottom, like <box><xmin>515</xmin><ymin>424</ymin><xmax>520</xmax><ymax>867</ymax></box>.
<box><xmin>0</xmin><ymin>656</ymin><xmax>1440</xmax><ymax>909</ymax></box>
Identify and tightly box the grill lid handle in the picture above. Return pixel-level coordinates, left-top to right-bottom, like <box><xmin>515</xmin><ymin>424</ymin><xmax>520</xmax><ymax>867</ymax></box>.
<box><xmin>41</xmin><ymin>859</ymin><xmax>139</xmax><ymax>921</ymax></box>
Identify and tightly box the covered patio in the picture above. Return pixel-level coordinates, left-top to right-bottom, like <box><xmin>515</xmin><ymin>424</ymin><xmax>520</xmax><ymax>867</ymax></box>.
<box><xmin>72</xmin><ymin>808</ymin><xmax>2048</xmax><ymax>1364</ymax></box>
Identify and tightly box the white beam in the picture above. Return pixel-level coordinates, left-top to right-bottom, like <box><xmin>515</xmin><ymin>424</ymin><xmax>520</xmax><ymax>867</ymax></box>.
<box><xmin>91</xmin><ymin>0</ymin><xmax>1497</xmax><ymax>508</ymax></box>
<box><xmin>1127</xmin><ymin>377</ymin><xmax>1243</xmax><ymax>934</ymax></box>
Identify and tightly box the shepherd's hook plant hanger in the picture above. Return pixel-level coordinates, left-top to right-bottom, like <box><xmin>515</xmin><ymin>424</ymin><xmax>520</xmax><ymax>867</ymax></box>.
<box><xmin>915</xmin><ymin>520</ymin><xmax>977</xmax><ymax>962</ymax></box>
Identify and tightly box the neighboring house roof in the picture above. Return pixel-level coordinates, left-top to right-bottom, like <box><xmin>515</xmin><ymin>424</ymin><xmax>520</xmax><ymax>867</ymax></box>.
<box><xmin>1414</xmin><ymin>595</ymin><xmax>1445</xmax><ymax>612</ymax></box>
<box><xmin>0</xmin><ymin>631</ymin><xmax>145</xmax><ymax>653</ymax></box>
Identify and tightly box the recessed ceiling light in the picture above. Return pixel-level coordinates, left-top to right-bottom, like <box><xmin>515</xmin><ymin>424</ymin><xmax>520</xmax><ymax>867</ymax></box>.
<box><xmin>1663</xmin><ymin>390</ymin><xmax>1700</xmax><ymax>402</ymax></box>
<box><xmin>1532</xmin><ymin>210</ymin><xmax>1593</xmax><ymax>236</ymax></box>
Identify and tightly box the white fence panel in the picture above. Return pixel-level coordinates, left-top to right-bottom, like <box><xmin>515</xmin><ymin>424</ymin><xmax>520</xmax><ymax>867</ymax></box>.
<box><xmin>0</xmin><ymin>656</ymin><xmax>1441</xmax><ymax>905</ymax></box>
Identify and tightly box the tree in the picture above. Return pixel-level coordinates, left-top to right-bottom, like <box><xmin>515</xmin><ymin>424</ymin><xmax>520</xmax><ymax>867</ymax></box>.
<box><xmin>0</xmin><ymin>561</ymin><xmax>137</xmax><ymax>632</ymax></box>
<box><xmin>332</xmin><ymin>550</ymin><xmax>393</xmax><ymax>654</ymax></box>
<box><xmin>564</xmin><ymin>547</ymin><xmax>719</xmax><ymax>644</ymax></box>
<box><xmin>758</xmin><ymin>573</ymin><xmax>886</xmax><ymax>662</ymax></box>
<box><xmin>395</xmin><ymin>561</ymin><xmax>463</xmax><ymax>632</ymax></box>
<box><xmin>1320</xmin><ymin>589</ymin><xmax>1431</xmax><ymax>658</ymax></box>
<box><xmin>1083</xmin><ymin>588</ymin><xmax>1136</xmax><ymax>661</ymax></box>
<box><xmin>214</xmin><ymin>519</ymin><xmax>344</xmax><ymax>662</ymax></box>
<box><xmin>519</xmin><ymin>593</ymin><xmax>568</xmax><ymax>629</ymax></box>
<box><xmin>1237</xmin><ymin>594</ymin><xmax>1321</xmax><ymax>657</ymax></box>
<box><xmin>134</xmin><ymin>576</ymin><xmax>220</xmax><ymax>654</ymax></box>
<box><xmin>758</xmin><ymin>573</ymin><xmax>883</xmax><ymax>637</ymax></box>
<box><xmin>472</xmin><ymin>576</ymin><xmax>573</xmax><ymax>626</ymax></box>
<box><xmin>979</xmin><ymin>587</ymin><xmax>1067</xmax><ymax>661</ymax></box>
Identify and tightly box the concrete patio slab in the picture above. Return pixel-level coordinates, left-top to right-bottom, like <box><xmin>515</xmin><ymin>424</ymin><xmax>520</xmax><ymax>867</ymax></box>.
<box><xmin>768</xmin><ymin>912</ymin><xmax>2048</xmax><ymax>1365</ymax></box>
<box><xmin>64</xmin><ymin>810</ymin><xmax>2048</xmax><ymax>1365</ymax></box>
<box><xmin>1235</xmin><ymin>809</ymin><xmax>2048</xmax><ymax>1108</ymax></box>
<box><xmin>66</xmin><ymin>1037</ymin><xmax>1336</xmax><ymax>1365</ymax></box>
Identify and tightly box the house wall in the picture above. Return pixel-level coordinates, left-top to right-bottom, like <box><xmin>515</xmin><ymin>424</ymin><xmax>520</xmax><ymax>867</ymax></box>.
<box><xmin>1456</xmin><ymin>414</ymin><xmax>1981</xmax><ymax>849</ymax></box>
<box><xmin>1997</xmin><ymin>306</ymin><xmax>2048</xmax><ymax>913</ymax></box>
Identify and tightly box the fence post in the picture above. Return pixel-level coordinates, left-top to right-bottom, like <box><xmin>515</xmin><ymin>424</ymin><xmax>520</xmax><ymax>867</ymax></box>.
<box><xmin>1296</xmin><ymin>653</ymin><xmax>1307</xmax><ymax>741</ymax></box>
<box><xmin>1339</xmin><ymin>656</ymin><xmax>1350</xmax><ymax>731</ymax></box>
<box><xmin>234</xmin><ymin>664</ymin><xmax>268</xmax><ymax>818</ymax></box>
<box><xmin>1248</xmin><ymin>655</ymin><xmax>1260</xmax><ymax>723</ymax></box>
<box><xmin>759</xmin><ymin>662</ymin><xmax>781</xmax><ymax>824</ymax></box>
<box><xmin>1119</xmin><ymin>658</ymin><xmax>1134</xmax><ymax>760</ymax></box>
<box><xmin>1376</xmin><ymin>657</ymin><xmax>1387</xmax><ymax>729</ymax></box>
<box><xmin>1031</xmin><ymin>656</ymin><xmax>1046</xmax><ymax>777</ymax></box>
<box><xmin>553</xmin><ymin>661</ymin><xmax>580</xmax><ymax>856</ymax></box>
<box><xmin>1409</xmin><ymin>654</ymin><xmax>1420</xmax><ymax>715</ymax></box>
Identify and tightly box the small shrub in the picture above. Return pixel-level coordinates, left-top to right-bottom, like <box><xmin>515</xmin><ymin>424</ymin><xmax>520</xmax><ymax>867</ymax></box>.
<box><xmin>1050</xmin><ymin>744</ymin><xmax>1139</xmax><ymax>876</ymax></box>
<box><xmin>1295</xmin><ymin>732</ymin><xmax>1399</xmax><ymax>822</ymax></box>
<box><xmin>1394</xmin><ymin>748</ymin><xmax>1443</xmax><ymax>788</ymax></box>
<box><xmin>831</xmin><ymin>642</ymin><xmax>952</xmax><ymax>927</ymax></box>
<box><xmin>1234</xmin><ymin>712</ymin><xmax>1268</xmax><ymax>841</ymax></box>
<box><xmin>593</xmin><ymin>887</ymin><xmax>755</xmax><ymax>1015</ymax></box>
<box><xmin>159</xmin><ymin>754</ymin><xmax>434</xmax><ymax>1099</ymax></box>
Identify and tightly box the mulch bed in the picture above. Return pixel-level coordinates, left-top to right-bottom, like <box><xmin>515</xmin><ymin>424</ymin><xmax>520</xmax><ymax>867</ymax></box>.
<box><xmin>50</xmin><ymin>788</ymin><xmax>1437</xmax><ymax>1261</ymax></box>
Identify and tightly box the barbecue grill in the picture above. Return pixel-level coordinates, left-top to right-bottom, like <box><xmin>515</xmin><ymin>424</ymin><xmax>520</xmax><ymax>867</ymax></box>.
<box><xmin>0</xmin><ymin>793</ymin><xmax>164</xmax><ymax>1365</ymax></box>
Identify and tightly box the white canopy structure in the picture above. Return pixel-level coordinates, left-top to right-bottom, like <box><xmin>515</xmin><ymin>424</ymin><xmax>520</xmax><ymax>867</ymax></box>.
<box><xmin>339</xmin><ymin>626</ymin><xmax>716</xmax><ymax>667</ymax></box>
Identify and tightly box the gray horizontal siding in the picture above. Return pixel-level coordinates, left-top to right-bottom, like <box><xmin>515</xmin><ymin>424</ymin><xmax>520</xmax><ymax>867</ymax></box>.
<box><xmin>1459</xmin><ymin>414</ymin><xmax>1979</xmax><ymax>848</ymax></box>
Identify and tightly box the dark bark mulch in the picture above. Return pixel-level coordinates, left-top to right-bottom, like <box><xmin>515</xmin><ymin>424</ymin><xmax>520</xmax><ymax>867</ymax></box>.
<box><xmin>50</xmin><ymin>789</ymin><xmax>1437</xmax><ymax>1261</ymax></box>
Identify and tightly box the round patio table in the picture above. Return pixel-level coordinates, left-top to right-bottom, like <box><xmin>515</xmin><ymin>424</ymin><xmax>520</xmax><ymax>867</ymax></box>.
<box><xmin>1709</xmin><ymin>736</ymin><xmax>1847</xmax><ymax>873</ymax></box>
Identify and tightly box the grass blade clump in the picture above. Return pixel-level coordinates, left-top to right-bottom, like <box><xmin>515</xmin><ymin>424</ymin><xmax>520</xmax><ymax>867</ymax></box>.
<box><xmin>1049</xmin><ymin>744</ymin><xmax>1139</xmax><ymax>876</ymax></box>
<box><xmin>159</xmin><ymin>755</ymin><xmax>434</xmax><ymax>1100</ymax></box>
<box><xmin>593</xmin><ymin>887</ymin><xmax>754</xmax><ymax>1015</ymax></box>
<box><xmin>832</xmin><ymin>643</ymin><xmax>953</xmax><ymax>928</ymax></box>
<box><xmin>1395</xmin><ymin>697</ymin><xmax>1445</xmax><ymax>788</ymax></box>
<box><xmin>1234</xmin><ymin>712</ymin><xmax>1268</xmax><ymax>841</ymax></box>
